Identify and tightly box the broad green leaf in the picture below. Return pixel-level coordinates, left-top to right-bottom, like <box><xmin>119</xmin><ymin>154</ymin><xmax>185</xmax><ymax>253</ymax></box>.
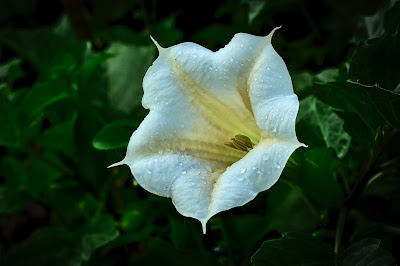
<box><xmin>131</xmin><ymin>238</ymin><xmax>219</xmax><ymax>266</ymax></box>
<box><xmin>0</xmin><ymin>227</ymin><xmax>77</xmax><ymax>266</ymax></box>
<box><xmin>266</xmin><ymin>181</ymin><xmax>319</xmax><ymax>233</ymax></box>
<box><xmin>0</xmin><ymin>96</ymin><xmax>21</xmax><ymax>148</ymax></box>
<box><xmin>38</xmin><ymin>113</ymin><xmax>77</xmax><ymax>157</ymax></box>
<box><xmin>0</xmin><ymin>58</ymin><xmax>24</xmax><ymax>86</ymax></box>
<box><xmin>0</xmin><ymin>156</ymin><xmax>28</xmax><ymax>191</ymax></box>
<box><xmin>338</xmin><ymin>238</ymin><xmax>395</xmax><ymax>265</ymax></box>
<box><xmin>251</xmin><ymin>232</ymin><xmax>335</xmax><ymax>266</ymax></box>
<box><xmin>76</xmin><ymin>214</ymin><xmax>120</xmax><ymax>264</ymax></box>
<box><xmin>28</xmin><ymin>156</ymin><xmax>62</xmax><ymax>198</ymax></box>
<box><xmin>0</xmin><ymin>29</ymin><xmax>85</xmax><ymax>80</ymax></box>
<box><xmin>349</xmin><ymin>22</ymin><xmax>400</xmax><ymax>91</ymax></box>
<box><xmin>20</xmin><ymin>80</ymin><xmax>70</xmax><ymax>122</ymax></box>
<box><xmin>314</xmin><ymin>81</ymin><xmax>384</xmax><ymax>137</ymax></box>
<box><xmin>0</xmin><ymin>187</ymin><xmax>29</xmax><ymax>213</ymax></box>
<box><xmin>106</xmin><ymin>43</ymin><xmax>155</xmax><ymax>113</ymax></box>
<box><xmin>300</xmin><ymin>148</ymin><xmax>344</xmax><ymax>208</ymax></box>
<box><xmin>92</xmin><ymin>119</ymin><xmax>139</xmax><ymax>150</ymax></box>
<box><xmin>297</xmin><ymin>96</ymin><xmax>351</xmax><ymax>158</ymax></box>
<box><xmin>356</xmin><ymin>81</ymin><xmax>400</xmax><ymax>130</ymax></box>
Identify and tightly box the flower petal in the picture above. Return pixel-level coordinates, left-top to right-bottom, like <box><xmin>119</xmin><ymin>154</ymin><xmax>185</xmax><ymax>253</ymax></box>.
<box><xmin>114</xmin><ymin>28</ymin><xmax>305</xmax><ymax>233</ymax></box>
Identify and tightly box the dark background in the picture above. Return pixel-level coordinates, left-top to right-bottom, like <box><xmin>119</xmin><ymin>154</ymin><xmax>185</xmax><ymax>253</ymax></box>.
<box><xmin>0</xmin><ymin>0</ymin><xmax>399</xmax><ymax>265</ymax></box>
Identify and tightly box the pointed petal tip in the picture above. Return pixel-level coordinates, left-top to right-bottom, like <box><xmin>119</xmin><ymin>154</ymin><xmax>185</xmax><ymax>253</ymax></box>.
<box><xmin>202</xmin><ymin>224</ymin><xmax>207</xmax><ymax>234</ymax></box>
<box><xmin>150</xmin><ymin>35</ymin><xmax>164</xmax><ymax>53</ymax></box>
<box><xmin>107</xmin><ymin>160</ymin><xmax>126</xmax><ymax>169</ymax></box>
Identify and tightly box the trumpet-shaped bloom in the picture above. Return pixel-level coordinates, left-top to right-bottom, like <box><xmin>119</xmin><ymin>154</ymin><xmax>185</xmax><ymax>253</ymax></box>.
<box><xmin>110</xmin><ymin>28</ymin><xmax>305</xmax><ymax>233</ymax></box>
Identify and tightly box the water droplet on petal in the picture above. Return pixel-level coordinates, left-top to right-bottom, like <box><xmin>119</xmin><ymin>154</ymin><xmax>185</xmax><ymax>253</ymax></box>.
<box><xmin>182</xmin><ymin>170</ymin><xmax>187</xmax><ymax>175</ymax></box>
<box><xmin>153</xmin><ymin>158</ymin><xmax>158</xmax><ymax>162</ymax></box>
<box><xmin>262</xmin><ymin>154</ymin><xmax>269</xmax><ymax>161</ymax></box>
<box><xmin>275</xmin><ymin>163</ymin><xmax>281</xmax><ymax>169</ymax></box>
<box><xmin>146</xmin><ymin>169</ymin><xmax>152</xmax><ymax>174</ymax></box>
<box><xmin>240</xmin><ymin>168</ymin><xmax>246</xmax><ymax>174</ymax></box>
<box><xmin>237</xmin><ymin>175</ymin><xmax>244</xmax><ymax>181</ymax></box>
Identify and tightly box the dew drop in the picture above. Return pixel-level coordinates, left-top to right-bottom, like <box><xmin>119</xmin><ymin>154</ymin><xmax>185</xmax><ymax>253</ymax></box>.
<box><xmin>240</xmin><ymin>168</ymin><xmax>246</xmax><ymax>174</ymax></box>
<box><xmin>275</xmin><ymin>163</ymin><xmax>281</xmax><ymax>169</ymax></box>
<box><xmin>181</xmin><ymin>170</ymin><xmax>187</xmax><ymax>175</ymax></box>
<box><xmin>237</xmin><ymin>175</ymin><xmax>245</xmax><ymax>181</ymax></box>
<box><xmin>146</xmin><ymin>169</ymin><xmax>152</xmax><ymax>174</ymax></box>
<box><xmin>153</xmin><ymin>158</ymin><xmax>158</xmax><ymax>163</ymax></box>
<box><xmin>262</xmin><ymin>154</ymin><xmax>269</xmax><ymax>161</ymax></box>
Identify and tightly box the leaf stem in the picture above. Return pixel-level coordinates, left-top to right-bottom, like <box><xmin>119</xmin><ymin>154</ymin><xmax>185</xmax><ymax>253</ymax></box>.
<box><xmin>334</xmin><ymin>129</ymin><xmax>398</xmax><ymax>253</ymax></box>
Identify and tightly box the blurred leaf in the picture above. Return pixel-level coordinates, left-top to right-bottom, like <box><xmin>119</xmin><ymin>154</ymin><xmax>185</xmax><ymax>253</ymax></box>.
<box><xmin>0</xmin><ymin>187</ymin><xmax>29</xmax><ymax>213</ymax></box>
<box><xmin>92</xmin><ymin>119</ymin><xmax>139</xmax><ymax>150</ymax></box>
<box><xmin>244</xmin><ymin>0</ymin><xmax>266</xmax><ymax>24</ymax></box>
<box><xmin>338</xmin><ymin>238</ymin><xmax>395</xmax><ymax>266</ymax></box>
<box><xmin>74</xmin><ymin>214</ymin><xmax>120</xmax><ymax>264</ymax></box>
<box><xmin>106</xmin><ymin>43</ymin><xmax>155</xmax><ymax>113</ymax></box>
<box><xmin>28</xmin><ymin>156</ymin><xmax>62</xmax><ymax>198</ymax></box>
<box><xmin>266</xmin><ymin>181</ymin><xmax>319</xmax><ymax>233</ymax></box>
<box><xmin>0</xmin><ymin>95</ymin><xmax>21</xmax><ymax>148</ymax></box>
<box><xmin>0</xmin><ymin>29</ymin><xmax>85</xmax><ymax>80</ymax></box>
<box><xmin>150</xmin><ymin>16</ymin><xmax>184</xmax><ymax>47</ymax></box>
<box><xmin>297</xmin><ymin>96</ymin><xmax>351</xmax><ymax>158</ymax></box>
<box><xmin>0</xmin><ymin>156</ymin><xmax>28</xmax><ymax>191</ymax></box>
<box><xmin>0</xmin><ymin>227</ymin><xmax>77</xmax><ymax>266</ymax></box>
<box><xmin>132</xmin><ymin>238</ymin><xmax>218</xmax><ymax>266</ymax></box>
<box><xmin>0</xmin><ymin>58</ymin><xmax>24</xmax><ymax>86</ymax></box>
<box><xmin>20</xmin><ymin>80</ymin><xmax>70</xmax><ymax>122</ymax></box>
<box><xmin>38</xmin><ymin>113</ymin><xmax>77</xmax><ymax>157</ymax></box>
<box><xmin>251</xmin><ymin>232</ymin><xmax>335</xmax><ymax>266</ymax></box>
<box><xmin>300</xmin><ymin>148</ymin><xmax>345</xmax><ymax>208</ymax></box>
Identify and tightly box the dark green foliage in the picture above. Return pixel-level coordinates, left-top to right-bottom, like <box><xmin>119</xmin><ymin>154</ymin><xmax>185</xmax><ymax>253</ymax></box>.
<box><xmin>0</xmin><ymin>0</ymin><xmax>399</xmax><ymax>265</ymax></box>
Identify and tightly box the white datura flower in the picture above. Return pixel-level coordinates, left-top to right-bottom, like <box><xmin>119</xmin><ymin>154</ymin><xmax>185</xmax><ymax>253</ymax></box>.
<box><xmin>110</xmin><ymin>27</ymin><xmax>305</xmax><ymax>233</ymax></box>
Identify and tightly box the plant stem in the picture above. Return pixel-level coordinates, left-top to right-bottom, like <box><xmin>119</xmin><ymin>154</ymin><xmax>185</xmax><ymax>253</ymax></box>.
<box><xmin>334</xmin><ymin>207</ymin><xmax>347</xmax><ymax>255</ymax></box>
<box><xmin>334</xmin><ymin>129</ymin><xmax>398</xmax><ymax>253</ymax></box>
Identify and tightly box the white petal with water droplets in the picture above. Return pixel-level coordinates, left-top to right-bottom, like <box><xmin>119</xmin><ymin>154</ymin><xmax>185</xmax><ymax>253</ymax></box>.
<box><xmin>112</xmin><ymin>28</ymin><xmax>305</xmax><ymax>233</ymax></box>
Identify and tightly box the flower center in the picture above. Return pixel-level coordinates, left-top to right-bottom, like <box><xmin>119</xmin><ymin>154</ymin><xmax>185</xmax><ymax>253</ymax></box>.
<box><xmin>224</xmin><ymin>134</ymin><xmax>255</xmax><ymax>152</ymax></box>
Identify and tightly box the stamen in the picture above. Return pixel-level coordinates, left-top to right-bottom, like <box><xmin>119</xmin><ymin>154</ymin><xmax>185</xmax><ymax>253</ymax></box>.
<box><xmin>224</xmin><ymin>134</ymin><xmax>255</xmax><ymax>152</ymax></box>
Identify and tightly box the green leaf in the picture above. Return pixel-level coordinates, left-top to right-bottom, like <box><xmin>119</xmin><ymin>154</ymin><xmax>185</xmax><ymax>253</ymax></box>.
<box><xmin>300</xmin><ymin>148</ymin><xmax>345</xmax><ymax>208</ymax></box>
<box><xmin>351</xmin><ymin>81</ymin><xmax>400</xmax><ymax>130</ymax></box>
<box><xmin>38</xmin><ymin>113</ymin><xmax>77</xmax><ymax>157</ymax></box>
<box><xmin>314</xmin><ymin>81</ymin><xmax>384</xmax><ymax>137</ymax></box>
<box><xmin>338</xmin><ymin>238</ymin><xmax>395</xmax><ymax>265</ymax></box>
<box><xmin>297</xmin><ymin>96</ymin><xmax>351</xmax><ymax>158</ymax></box>
<box><xmin>106</xmin><ymin>43</ymin><xmax>155</xmax><ymax>113</ymax></box>
<box><xmin>0</xmin><ymin>58</ymin><xmax>24</xmax><ymax>86</ymax></box>
<box><xmin>0</xmin><ymin>227</ymin><xmax>78</xmax><ymax>266</ymax></box>
<box><xmin>0</xmin><ymin>156</ymin><xmax>28</xmax><ymax>191</ymax></box>
<box><xmin>244</xmin><ymin>0</ymin><xmax>266</xmax><ymax>24</ymax></box>
<box><xmin>20</xmin><ymin>80</ymin><xmax>70</xmax><ymax>122</ymax></box>
<box><xmin>0</xmin><ymin>29</ymin><xmax>85</xmax><ymax>80</ymax></box>
<box><xmin>76</xmin><ymin>214</ymin><xmax>120</xmax><ymax>264</ymax></box>
<box><xmin>251</xmin><ymin>232</ymin><xmax>335</xmax><ymax>266</ymax></box>
<box><xmin>0</xmin><ymin>187</ymin><xmax>29</xmax><ymax>213</ymax></box>
<box><xmin>131</xmin><ymin>238</ymin><xmax>219</xmax><ymax>266</ymax></box>
<box><xmin>266</xmin><ymin>181</ymin><xmax>319</xmax><ymax>233</ymax></box>
<box><xmin>0</xmin><ymin>95</ymin><xmax>21</xmax><ymax>148</ymax></box>
<box><xmin>92</xmin><ymin>119</ymin><xmax>139</xmax><ymax>150</ymax></box>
